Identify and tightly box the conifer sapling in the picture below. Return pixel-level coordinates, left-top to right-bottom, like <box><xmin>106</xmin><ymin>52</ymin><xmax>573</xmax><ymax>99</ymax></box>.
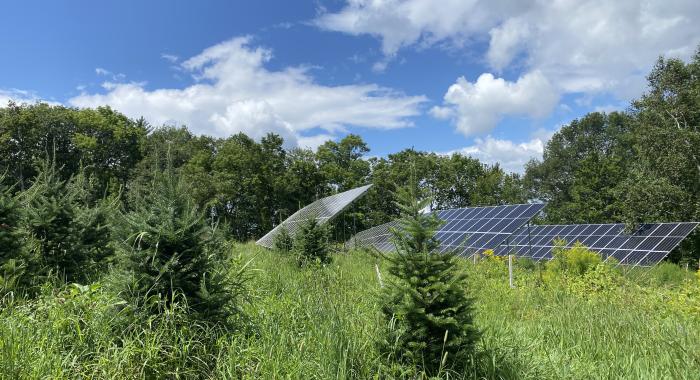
<box><xmin>293</xmin><ymin>217</ymin><xmax>331</xmax><ymax>266</ymax></box>
<box><xmin>381</xmin><ymin>182</ymin><xmax>479</xmax><ymax>373</ymax></box>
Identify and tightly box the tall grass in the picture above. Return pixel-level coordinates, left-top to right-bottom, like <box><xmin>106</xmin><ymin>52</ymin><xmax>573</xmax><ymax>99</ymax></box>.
<box><xmin>1</xmin><ymin>243</ymin><xmax>699</xmax><ymax>379</ymax></box>
<box><xmin>471</xmin><ymin>261</ymin><xmax>700</xmax><ymax>379</ymax></box>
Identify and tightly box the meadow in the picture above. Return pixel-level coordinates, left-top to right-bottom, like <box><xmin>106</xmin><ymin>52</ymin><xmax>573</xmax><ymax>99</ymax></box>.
<box><xmin>2</xmin><ymin>242</ymin><xmax>699</xmax><ymax>379</ymax></box>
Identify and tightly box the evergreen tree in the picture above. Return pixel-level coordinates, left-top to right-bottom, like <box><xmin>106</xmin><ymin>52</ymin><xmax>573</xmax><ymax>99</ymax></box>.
<box><xmin>20</xmin><ymin>164</ymin><xmax>113</xmax><ymax>286</ymax></box>
<box><xmin>381</xmin><ymin>183</ymin><xmax>479</xmax><ymax>374</ymax></box>
<box><xmin>117</xmin><ymin>168</ymin><xmax>243</xmax><ymax>323</ymax></box>
<box><xmin>273</xmin><ymin>225</ymin><xmax>294</xmax><ymax>253</ymax></box>
<box><xmin>0</xmin><ymin>178</ymin><xmax>22</xmax><ymax>263</ymax></box>
<box><xmin>293</xmin><ymin>217</ymin><xmax>331</xmax><ymax>266</ymax></box>
<box><xmin>0</xmin><ymin>177</ymin><xmax>24</xmax><ymax>291</ymax></box>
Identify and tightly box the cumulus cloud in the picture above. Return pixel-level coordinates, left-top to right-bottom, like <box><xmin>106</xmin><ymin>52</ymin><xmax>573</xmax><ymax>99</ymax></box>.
<box><xmin>315</xmin><ymin>0</ymin><xmax>521</xmax><ymax>57</ymax></box>
<box><xmin>70</xmin><ymin>36</ymin><xmax>426</xmax><ymax>145</ymax></box>
<box><xmin>445</xmin><ymin>135</ymin><xmax>548</xmax><ymax>173</ymax></box>
<box><xmin>317</xmin><ymin>0</ymin><xmax>700</xmax><ymax>97</ymax></box>
<box><xmin>431</xmin><ymin>71</ymin><xmax>559</xmax><ymax>136</ymax></box>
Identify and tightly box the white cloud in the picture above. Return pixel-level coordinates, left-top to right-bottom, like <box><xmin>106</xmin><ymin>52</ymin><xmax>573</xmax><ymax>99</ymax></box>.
<box><xmin>95</xmin><ymin>67</ymin><xmax>126</xmax><ymax>81</ymax></box>
<box><xmin>315</xmin><ymin>0</ymin><xmax>520</xmax><ymax>58</ymax></box>
<box><xmin>317</xmin><ymin>0</ymin><xmax>700</xmax><ymax>97</ymax></box>
<box><xmin>70</xmin><ymin>36</ymin><xmax>426</xmax><ymax>145</ymax></box>
<box><xmin>297</xmin><ymin>134</ymin><xmax>334</xmax><ymax>150</ymax></box>
<box><xmin>593</xmin><ymin>103</ymin><xmax>625</xmax><ymax>114</ymax></box>
<box><xmin>0</xmin><ymin>88</ymin><xmax>58</xmax><ymax>106</ymax></box>
<box><xmin>431</xmin><ymin>71</ymin><xmax>559</xmax><ymax>136</ymax></box>
<box><xmin>208</xmin><ymin>99</ymin><xmax>298</xmax><ymax>146</ymax></box>
<box><xmin>445</xmin><ymin>135</ymin><xmax>548</xmax><ymax>173</ymax></box>
<box><xmin>161</xmin><ymin>53</ymin><xmax>179</xmax><ymax>63</ymax></box>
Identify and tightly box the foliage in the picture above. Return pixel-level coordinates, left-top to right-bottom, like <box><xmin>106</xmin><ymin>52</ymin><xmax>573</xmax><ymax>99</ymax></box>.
<box><xmin>18</xmin><ymin>164</ymin><xmax>113</xmax><ymax>288</ymax></box>
<box><xmin>117</xmin><ymin>167</ymin><xmax>246</xmax><ymax>324</ymax></box>
<box><xmin>568</xmin><ymin>263</ymin><xmax>623</xmax><ymax>297</ymax></box>
<box><xmin>481</xmin><ymin>248</ymin><xmax>505</xmax><ymax>263</ymax></box>
<box><xmin>381</xmin><ymin>182</ymin><xmax>479</xmax><ymax>374</ymax></box>
<box><xmin>0</xmin><ymin>103</ymin><xmax>147</xmax><ymax>195</ymax></box>
<box><xmin>0</xmin><ymin>177</ymin><xmax>25</xmax><ymax>293</ymax></box>
<box><xmin>293</xmin><ymin>218</ymin><xmax>331</xmax><ymax>266</ymax></box>
<box><xmin>272</xmin><ymin>225</ymin><xmax>294</xmax><ymax>253</ymax></box>
<box><xmin>0</xmin><ymin>179</ymin><xmax>25</xmax><ymax>294</ymax></box>
<box><xmin>524</xmin><ymin>112</ymin><xmax>634</xmax><ymax>224</ymax></box>
<box><xmin>317</xmin><ymin>134</ymin><xmax>371</xmax><ymax>191</ymax></box>
<box><xmin>544</xmin><ymin>240</ymin><xmax>602</xmax><ymax>280</ymax></box>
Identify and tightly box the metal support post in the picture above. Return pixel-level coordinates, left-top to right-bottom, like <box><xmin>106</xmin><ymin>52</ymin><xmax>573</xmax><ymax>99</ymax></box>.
<box><xmin>509</xmin><ymin>254</ymin><xmax>515</xmax><ymax>288</ymax></box>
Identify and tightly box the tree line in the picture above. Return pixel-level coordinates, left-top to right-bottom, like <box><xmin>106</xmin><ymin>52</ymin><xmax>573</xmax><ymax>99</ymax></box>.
<box><xmin>1</xmin><ymin>49</ymin><xmax>699</xmax><ymax>262</ymax></box>
<box><xmin>0</xmin><ymin>106</ymin><xmax>526</xmax><ymax>241</ymax></box>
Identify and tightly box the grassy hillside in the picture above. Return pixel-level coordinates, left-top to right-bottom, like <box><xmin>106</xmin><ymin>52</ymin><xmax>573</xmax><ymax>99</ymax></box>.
<box><xmin>2</xmin><ymin>243</ymin><xmax>700</xmax><ymax>379</ymax></box>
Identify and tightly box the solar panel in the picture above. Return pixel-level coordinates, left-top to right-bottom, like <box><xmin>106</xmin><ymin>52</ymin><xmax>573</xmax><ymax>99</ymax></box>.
<box><xmin>434</xmin><ymin>203</ymin><xmax>545</xmax><ymax>256</ymax></box>
<box><xmin>347</xmin><ymin>203</ymin><xmax>545</xmax><ymax>256</ymax></box>
<box><xmin>256</xmin><ymin>184</ymin><xmax>372</xmax><ymax>248</ymax></box>
<box><xmin>496</xmin><ymin>222</ymin><xmax>699</xmax><ymax>267</ymax></box>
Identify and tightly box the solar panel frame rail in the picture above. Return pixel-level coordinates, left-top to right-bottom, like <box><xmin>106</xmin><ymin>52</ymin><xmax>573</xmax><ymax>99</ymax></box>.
<box><xmin>346</xmin><ymin>203</ymin><xmax>546</xmax><ymax>257</ymax></box>
<box><xmin>256</xmin><ymin>184</ymin><xmax>372</xmax><ymax>248</ymax></box>
<box><xmin>495</xmin><ymin>222</ymin><xmax>699</xmax><ymax>267</ymax></box>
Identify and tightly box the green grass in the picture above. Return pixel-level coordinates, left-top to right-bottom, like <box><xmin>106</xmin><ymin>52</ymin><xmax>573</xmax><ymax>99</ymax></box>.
<box><xmin>1</xmin><ymin>243</ymin><xmax>700</xmax><ymax>379</ymax></box>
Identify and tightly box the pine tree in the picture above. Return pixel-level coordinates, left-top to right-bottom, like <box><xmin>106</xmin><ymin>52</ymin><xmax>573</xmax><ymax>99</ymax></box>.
<box><xmin>0</xmin><ymin>178</ymin><xmax>25</xmax><ymax>291</ymax></box>
<box><xmin>20</xmin><ymin>164</ymin><xmax>113</xmax><ymax>286</ymax></box>
<box><xmin>294</xmin><ymin>217</ymin><xmax>331</xmax><ymax>266</ymax></box>
<box><xmin>381</xmin><ymin>183</ymin><xmax>479</xmax><ymax>374</ymax></box>
<box><xmin>0</xmin><ymin>178</ymin><xmax>22</xmax><ymax>263</ymax></box>
<box><xmin>273</xmin><ymin>225</ymin><xmax>294</xmax><ymax>253</ymax></box>
<box><xmin>117</xmin><ymin>168</ymin><xmax>243</xmax><ymax>324</ymax></box>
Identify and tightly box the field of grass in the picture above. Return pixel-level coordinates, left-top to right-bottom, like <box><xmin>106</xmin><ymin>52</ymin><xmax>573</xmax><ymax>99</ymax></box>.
<box><xmin>2</xmin><ymin>242</ymin><xmax>700</xmax><ymax>379</ymax></box>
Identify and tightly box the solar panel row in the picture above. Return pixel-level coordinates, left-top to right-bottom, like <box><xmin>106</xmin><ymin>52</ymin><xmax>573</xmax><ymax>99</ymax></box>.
<box><xmin>256</xmin><ymin>184</ymin><xmax>372</xmax><ymax>248</ymax></box>
<box><xmin>347</xmin><ymin>203</ymin><xmax>546</xmax><ymax>257</ymax></box>
<box><xmin>497</xmin><ymin>222</ymin><xmax>699</xmax><ymax>267</ymax></box>
<box><xmin>347</xmin><ymin>202</ymin><xmax>698</xmax><ymax>268</ymax></box>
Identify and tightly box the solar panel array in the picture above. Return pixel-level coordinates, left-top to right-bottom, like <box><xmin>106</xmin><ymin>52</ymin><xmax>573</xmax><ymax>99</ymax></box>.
<box><xmin>257</xmin><ymin>184</ymin><xmax>372</xmax><ymax>248</ymax></box>
<box><xmin>495</xmin><ymin>222</ymin><xmax>699</xmax><ymax>267</ymax></box>
<box><xmin>347</xmin><ymin>203</ymin><xmax>546</xmax><ymax>257</ymax></box>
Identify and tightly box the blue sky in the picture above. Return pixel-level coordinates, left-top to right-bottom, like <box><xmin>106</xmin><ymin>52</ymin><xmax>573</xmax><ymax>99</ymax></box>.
<box><xmin>2</xmin><ymin>0</ymin><xmax>699</xmax><ymax>172</ymax></box>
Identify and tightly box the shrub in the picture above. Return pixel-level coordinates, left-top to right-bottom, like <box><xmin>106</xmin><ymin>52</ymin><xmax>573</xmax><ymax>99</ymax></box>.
<box><xmin>569</xmin><ymin>263</ymin><xmax>623</xmax><ymax>297</ymax></box>
<box><xmin>381</xmin><ymin>183</ymin><xmax>479</xmax><ymax>374</ymax></box>
<box><xmin>293</xmin><ymin>218</ymin><xmax>331</xmax><ymax>266</ymax></box>
<box><xmin>272</xmin><ymin>225</ymin><xmax>294</xmax><ymax>253</ymax></box>
<box><xmin>545</xmin><ymin>240</ymin><xmax>601</xmax><ymax>280</ymax></box>
<box><xmin>116</xmin><ymin>169</ymin><xmax>247</xmax><ymax>325</ymax></box>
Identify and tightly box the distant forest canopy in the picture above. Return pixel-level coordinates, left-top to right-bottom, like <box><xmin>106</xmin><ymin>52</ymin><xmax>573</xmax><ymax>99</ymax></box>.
<box><xmin>1</xmin><ymin>51</ymin><xmax>699</xmax><ymax>261</ymax></box>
